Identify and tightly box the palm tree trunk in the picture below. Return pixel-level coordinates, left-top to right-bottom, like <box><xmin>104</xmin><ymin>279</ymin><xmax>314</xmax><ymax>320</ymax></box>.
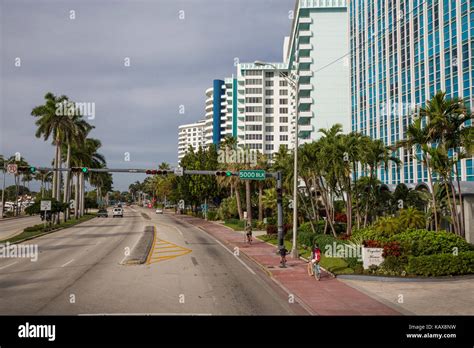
<box><xmin>444</xmin><ymin>181</ymin><xmax>458</xmax><ymax>234</ymax></box>
<box><xmin>425</xmin><ymin>156</ymin><xmax>439</xmax><ymax>232</ymax></box>
<box><xmin>258</xmin><ymin>182</ymin><xmax>263</xmax><ymax>222</ymax></box>
<box><xmin>63</xmin><ymin>145</ymin><xmax>71</xmax><ymax>221</ymax></box>
<box><xmin>235</xmin><ymin>181</ymin><xmax>243</xmax><ymax>220</ymax></box>
<box><xmin>74</xmin><ymin>174</ymin><xmax>79</xmax><ymax>218</ymax></box>
<box><xmin>453</xmin><ymin>163</ymin><xmax>465</xmax><ymax>237</ymax></box>
<box><xmin>245</xmin><ymin>180</ymin><xmax>252</xmax><ymax>225</ymax></box>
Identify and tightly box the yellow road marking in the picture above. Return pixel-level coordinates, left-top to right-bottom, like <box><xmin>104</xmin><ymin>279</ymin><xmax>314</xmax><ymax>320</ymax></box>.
<box><xmin>146</xmin><ymin>225</ymin><xmax>192</xmax><ymax>265</ymax></box>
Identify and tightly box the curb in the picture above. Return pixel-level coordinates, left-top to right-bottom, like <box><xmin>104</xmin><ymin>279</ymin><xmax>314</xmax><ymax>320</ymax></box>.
<box><xmin>337</xmin><ymin>273</ymin><xmax>474</xmax><ymax>282</ymax></box>
<box><xmin>175</xmin><ymin>215</ymin><xmax>318</xmax><ymax>315</ymax></box>
<box><xmin>122</xmin><ymin>225</ymin><xmax>155</xmax><ymax>265</ymax></box>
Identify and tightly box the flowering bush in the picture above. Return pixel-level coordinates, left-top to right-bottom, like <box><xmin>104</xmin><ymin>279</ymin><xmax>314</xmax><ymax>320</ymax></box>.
<box><xmin>363</xmin><ymin>240</ymin><xmax>382</xmax><ymax>248</ymax></box>
<box><xmin>382</xmin><ymin>241</ymin><xmax>402</xmax><ymax>258</ymax></box>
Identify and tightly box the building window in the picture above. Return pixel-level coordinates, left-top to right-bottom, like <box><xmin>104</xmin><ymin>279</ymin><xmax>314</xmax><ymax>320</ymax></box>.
<box><xmin>280</xmin><ymin>126</ymin><xmax>288</xmax><ymax>132</ymax></box>
<box><xmin>265</xmin><ymin>90</ymin><xmax>274</xmax><ymax>96</ymax></box>
<box><xmin>265</xmin><ymin>99</ymin><xmax>274</xmax><ymax>105</ymax></box>
<box><xmin>280</xmin><ymin>135</ymin><xmax>288</xmax><ymax>141</ymax></box>
<box><xmin>280</xmin><ymin>99</ymin><xmax>288</xmax><ymax>105</ymax></box>
<box><xmin>279</xmin><ymin>89</ymin><xmax>288</xmax><ymax>95</ymax></box>
<box><xmin>279</xmin><ymin>108</ymin><xmax>288</xmax><ymax>114</ymax></box>
<box><xmin>279</xmin><ymin>117</ymin><xmax>288</xmax><ymax>123</ymax></box>
<box><xmin>265</xmin><ymin>72</ymin><xmax>274</xmax><ymax>78</ymax></box>
<box><xmin>265</xmin><ymin>126</ymin><xmax>274</xmax><ymax>132</ymax></box>
<box><xmin>265</xmin><ymin>108</ymin><xmax>274</xmax><ymax>114</ymax></box>
<box><xmin>265</xmin><ymin>81</ymin><xmax>274</xmax><ymax>87</ymax></box>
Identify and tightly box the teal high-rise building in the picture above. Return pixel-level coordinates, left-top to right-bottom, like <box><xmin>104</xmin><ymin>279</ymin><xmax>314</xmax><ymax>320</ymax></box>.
<box><xmin>350</xmin><ymin>0</ymin><xmax>474</xmax><ymax>183</ymax></box>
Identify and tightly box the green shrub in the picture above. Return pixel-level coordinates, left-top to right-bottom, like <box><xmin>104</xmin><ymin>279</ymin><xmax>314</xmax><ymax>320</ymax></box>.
<box><xmin>372</xmin><ymin>216</ymin><xmax>403</xmax><ymax>237</ymax></box>
<box><xmin>24</xmin><ymin>224</ymin><xmax>44</xmax><ymax>233</ymax></box>
<box><xmin>206</xmin><ymin>211</ymin><xmax>218</xmax><ymax>221</ymax></box>
<box><xmin>389</xmin><ymin>229</ymin><xmax>473</xmax><ymax>256</ymax></box>
<box><xmin>351</xmin><ymin>227</ymin><xmax>389</xmax><ymax>243</ymax></box>
<box><xmin>298</xmin><ymin>221</ymin><xmax>325</xmax><ymax>235</ymax></box>
<box><xmin>406</xmin><ymin>252</ymin><xmax>474</xmax><ymax>276</ymax></box>
<box><xmin>380</xmin><ymin>255</ymin><xmax>408</xmax><ymax>273</ymax></box>
<box><xmin>345</xmin><ymin>257</ymin><xmax>363</xmax><ymax>269</ymax></box>
<box><xmin>313</xmin><ymin>234</ymin><xmax>348</xmax><ymax>254</ymax></box>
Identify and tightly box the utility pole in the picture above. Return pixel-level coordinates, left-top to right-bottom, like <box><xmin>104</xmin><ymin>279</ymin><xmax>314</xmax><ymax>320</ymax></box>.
<box><xmin>276</xmin><ymin>171</ymin><xmax>284</xmax><ymax>251</ymax></box>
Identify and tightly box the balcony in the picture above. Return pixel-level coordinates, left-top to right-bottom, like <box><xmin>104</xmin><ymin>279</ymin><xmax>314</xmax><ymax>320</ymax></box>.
<box><xmin>298</xmin><ymin>124</ymin><xmax>314</xmax><ymax>132</ymax></box>
<box><xmin>299</xmin><ymin>84</ymin><xmax>313</xmax><ymax>91</ymax></box>
<box><xmin>299</xmin><ymin>97</ymin><xmax>313</xmax><ymax>105</ymax></box>
<box><xmin>299</xmin><ymin>30</ymin><xmax>312</xmax><ymax>37</ymax></box>
<box><xmin>298</xmin><ymin>56</ymin><xmax>313</xmax><ymax>64</ymax></box>
<box><xmin>299</xmin><ymin>43</ymin><xmax>312</xmax><ymax>51</ymax></box>
<box><xmin>299</xmin><ymin>70</ymin><xmax>313</xmax><ymax>77</ymax></box>
<box><xmin>205</xmin><ymin>87</ymin><xmax>213</xmax><ymax>96</ymax></box>
<box><xmin>299</xmin><ymin>17</ymin><xmax>312</xmax><ymax>24</ymax></box>
<box><xmin>298</xmin><ymin>110</ymin><xmax>314</xmax><ymax>118</ymax></box>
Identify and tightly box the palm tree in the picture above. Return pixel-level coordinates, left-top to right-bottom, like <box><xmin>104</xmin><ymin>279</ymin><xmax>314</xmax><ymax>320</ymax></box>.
<box><xmin>397</xmin><ymin>116</ymin><xmax>439</xmax><ymax>231</ymax></box>
<box><xmin>218</xmin><ymin>137</ymin><xmax>244</xmax><ymax>219</ymax></box>
<box><xmin>398</xmin><ymin>206</ymin><xmax>426</xmax><ymax>230</ymax></box>
<box><xmin>255</xmin><ymin>152</ymin><xmax>269</xmax><ymax>222</ymax></box>
<box><xmin>424</xmin><ymin>91</ymin><xmax>473</xmax><ymax>236</ymax></box>
<box><xmin>69</xmin><ymin>138</ymin><xmax>106</xmax><ymax>217</ymax></box>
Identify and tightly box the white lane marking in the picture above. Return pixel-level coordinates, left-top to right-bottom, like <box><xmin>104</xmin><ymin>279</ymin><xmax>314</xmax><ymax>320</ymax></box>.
<box><xmin>206</xmin><ymin>232</ymin><xmax>256</xmax><ymax>275</ymax></box>
<box><xmin>156</xmin><ymin>222</ymin><xmax>184</xmax><ymax>237</ymax></box>
<box><xmin>61</xmin><ymin>259</ymin><xmax>74</xmax><ymax>267</ymax></box>
<box><xmin>0</xmin><ymin>261</ymin><xmax>18</xmax><ymax>270</ymax></box>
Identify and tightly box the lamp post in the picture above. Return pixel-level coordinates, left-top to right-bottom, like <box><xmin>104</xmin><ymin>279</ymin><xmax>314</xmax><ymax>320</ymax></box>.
<box><xmin>254</xmin><ymin>61</ymin><xmax>299</xmax><ymax>258</ymax></box>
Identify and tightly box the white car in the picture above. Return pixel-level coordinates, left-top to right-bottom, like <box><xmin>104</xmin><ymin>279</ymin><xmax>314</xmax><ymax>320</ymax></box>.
<box><xmin>155</xmin><ymin>208</ymin><xmax>163</xmax><ymax>214</ymax></box>
<box><xmin>113</xmin><ymin>208</ymin><xmax>123</xmax><ymax>218</ymax></box>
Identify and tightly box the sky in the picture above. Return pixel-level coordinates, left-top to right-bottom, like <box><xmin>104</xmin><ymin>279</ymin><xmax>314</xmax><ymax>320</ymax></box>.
<box><xmin>0</xmin><ymin>0</ymin><xmax>294</xmax><ymax>191</ymax></box>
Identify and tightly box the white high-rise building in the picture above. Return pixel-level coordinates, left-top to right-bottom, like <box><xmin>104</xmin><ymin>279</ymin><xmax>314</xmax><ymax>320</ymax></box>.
<box><xmin>177</xmin><ymin>120</ymin><xmax>205</xmax><ymax>162</ymax></box>
<box><xmin>236</xmin><ymin>62</ymin><xmax>294</xmax><ymax>158</ymax></box>
<box><xmin>285</xmin><ymin>0</ymin><xmax>350</xmax><ymax>142</ymax></box>
<box><xmin>204</xmin><ymin>79</ymin><xmax>235</xmax><ymax>147</ymax></box>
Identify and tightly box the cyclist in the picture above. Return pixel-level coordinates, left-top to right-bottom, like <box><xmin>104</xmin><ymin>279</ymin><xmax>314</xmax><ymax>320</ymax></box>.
<box><xmin>279</xmin><ymin>246</ymin><xmax>288</xmax><ymax>268</ymax></box>
<box><xmin>245</xmin><ymin>221</ymin><xmax>253</xmax><ymax>244</ymax></box>
<box><xmin>310</xmin><ymin>243</ymin><xmax>322</xmax><ymax>280</ymax></box>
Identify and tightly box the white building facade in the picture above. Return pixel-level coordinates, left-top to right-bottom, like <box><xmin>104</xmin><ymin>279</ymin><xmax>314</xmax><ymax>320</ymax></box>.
<box><xmin>236</xmin><ymin>62</ymin><xmax>294</xmax><ymax>158</ymax></box>
<box><xmin>285</xmin><ymin>0</ymin><xmax>350</xmax><ymax>143</ymax></box>
<box><xmin>177</xmin><ymin>120</ymin><xmax>206</xmax><ymax>162</ymax></box>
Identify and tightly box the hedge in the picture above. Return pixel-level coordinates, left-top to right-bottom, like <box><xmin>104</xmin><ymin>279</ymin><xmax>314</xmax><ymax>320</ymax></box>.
<box><xmin>389</xmin><ymin>229</ymin><xmax>474</xmax><ymax>256</ymax></box>
<box><xmin>406</xmin><ymin>252</ymin><xmax>474</xmax><ymax>276</ymax></box>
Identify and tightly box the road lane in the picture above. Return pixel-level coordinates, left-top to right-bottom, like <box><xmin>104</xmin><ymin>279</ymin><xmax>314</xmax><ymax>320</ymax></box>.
<box><xmin>0</xmin><ymin>206</ymin><xmax>306</xmax><ymax>315</ymax></box>
<box><xmin>0</xmin><ymin>215</ymin><xmax>42</xmax><ymax>240</ymax></box>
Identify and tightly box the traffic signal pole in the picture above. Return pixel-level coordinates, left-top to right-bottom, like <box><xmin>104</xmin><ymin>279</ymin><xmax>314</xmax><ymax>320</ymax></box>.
<box><xmin>22</xmin><ymin>166</ymin><xmax>285</xmax><ymax>251</ymax></box>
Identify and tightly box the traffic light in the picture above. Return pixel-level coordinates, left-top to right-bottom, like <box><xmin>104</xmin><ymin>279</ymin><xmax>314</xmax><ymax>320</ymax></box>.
<box><xmin>215</xmin><ymin>171</ymin><xmax>233</xmax><ymax>177</ymax></box>
<box><xmin>81</xmin><ymin>167</ymin><xmax>88</xmax><ymax>173</ymax></box>
<box><xmin>29</xmin><ymin>166</ymin><xmax>36</xmax><ymax>174</ymax></box>
<box><xmin>145</xmin><ymin>170</ymin><xmax>169</xmax><ymax>175</ymax></box>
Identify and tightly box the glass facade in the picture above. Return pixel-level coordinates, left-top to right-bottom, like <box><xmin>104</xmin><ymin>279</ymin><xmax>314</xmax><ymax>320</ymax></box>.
<box><xmin>350</xmin><ymin>0</ymin><xmax>474</xmax><ymax>183</ymax></box>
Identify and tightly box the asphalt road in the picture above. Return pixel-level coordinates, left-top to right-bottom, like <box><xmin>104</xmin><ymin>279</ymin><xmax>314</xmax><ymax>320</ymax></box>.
<box><xmin>0</xmin><ymin>215</ymin><xmax>42</xmax><ymax>241</ymax></box>
<box><xmin>0</xmin><ymin>206</ymin><xmax>306</xmax><ymax>315</ymax></box>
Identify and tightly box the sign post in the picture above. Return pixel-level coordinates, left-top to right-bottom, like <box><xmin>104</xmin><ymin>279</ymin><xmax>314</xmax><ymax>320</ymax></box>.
<box><xmin>239</xmin><ymin>170</ymin><xmax>266</xmax><ymax>181</ymax></box>
<box><xmin>40</xmin><ymin>200</ymin><xmax>52</xmax><ymax>227</ymax></box>
<box><xmin>6</xmin><ymin>164</ymin><xmax>18</xmax><ymax>175</ymax></box>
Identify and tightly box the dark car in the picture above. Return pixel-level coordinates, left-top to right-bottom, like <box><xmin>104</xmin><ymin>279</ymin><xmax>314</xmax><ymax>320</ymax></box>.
<box><xmin>97</xmin><ymin>209</ymin><xmax>108</xmax><ymax>218</ymax></box>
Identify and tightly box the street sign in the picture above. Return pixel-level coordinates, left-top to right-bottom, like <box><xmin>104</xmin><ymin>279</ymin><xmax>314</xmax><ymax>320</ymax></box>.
<box><xmin>40</xmin><ymin>200</ymin><xmax>52</xmax><ymax>211</ymax></box>
<box><xmin>174</xmin><ymin>167</ymin><xmax>184</xmax><ymax>177</ymax></box>
<box><xmin>239</xmin><ymin>169</ymin><xmax>266</xmax><ymax>181</ymax></box>
<box><xmin>6</xmin><ymin>164</ymin><xmax>17</xmax><ymax>175</ymax></box>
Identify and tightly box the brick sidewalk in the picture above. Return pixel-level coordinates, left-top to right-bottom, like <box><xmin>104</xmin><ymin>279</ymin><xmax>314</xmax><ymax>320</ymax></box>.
<box><xmin>174</xmin><ymin>214</ymin><xmax>400</xmax><ymax>315</ymax></box>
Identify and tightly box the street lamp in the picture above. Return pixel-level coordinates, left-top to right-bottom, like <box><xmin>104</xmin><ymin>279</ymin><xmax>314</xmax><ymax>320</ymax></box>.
<box><xmin>254</xmin><ymin>60</ymin><xmax>299</xmax><ymax>259</ymax></box>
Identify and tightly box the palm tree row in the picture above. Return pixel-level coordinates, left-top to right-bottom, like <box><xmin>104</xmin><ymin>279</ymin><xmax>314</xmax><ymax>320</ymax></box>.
<box><xmin>31</xmin><ymin>92</ymin><xmax>111</xmax><ymax>223</ymax></box>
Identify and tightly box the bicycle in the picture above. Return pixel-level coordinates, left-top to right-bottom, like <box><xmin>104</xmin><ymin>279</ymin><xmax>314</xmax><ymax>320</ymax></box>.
<box><xmin>312</xmin><ymin>261</ymin><xmax>321</xmax><ymax>281</ymax></box>
<box><xmin>246</xmin><ymin>232</ymin><xmax>253</xmax><ymax>244</ymax></box>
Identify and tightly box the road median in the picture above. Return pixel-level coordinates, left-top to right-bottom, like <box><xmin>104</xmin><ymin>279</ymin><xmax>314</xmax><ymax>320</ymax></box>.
<box><xmin>121</xmin><ymin>225</ymin><xmax>155</xmax><ymax>265</ymax></box>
